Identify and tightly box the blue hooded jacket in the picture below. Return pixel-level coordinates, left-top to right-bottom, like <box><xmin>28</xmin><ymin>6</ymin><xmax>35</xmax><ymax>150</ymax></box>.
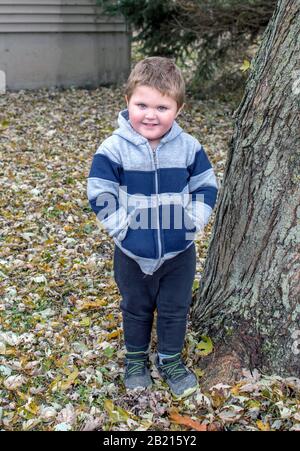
<box><xmin>87</xmin><ymin>109</ymin><xmax>218</xmax><ymax>274</ymax></box>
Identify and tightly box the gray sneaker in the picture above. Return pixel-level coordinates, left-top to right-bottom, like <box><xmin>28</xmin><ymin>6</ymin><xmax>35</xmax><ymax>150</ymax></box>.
<box><xmin>124</xmin><ymin>352</ymin><xmax>152</xmax><ymax>389</ymax></box>
<box><xmin>155</xmin><ymin>354</ymin><xmax>198</xmax><ymax>399</ymax></box>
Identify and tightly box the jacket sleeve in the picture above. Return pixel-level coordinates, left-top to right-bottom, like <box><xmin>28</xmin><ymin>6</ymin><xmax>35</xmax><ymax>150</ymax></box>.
<box><xmin>185</xmin><ymin>145</ymin><xmax>218</xmax><ymax>232</ymax></box>
<box><xmin>87</xmin><ymin>146</ymin><xmax>129</xmax><ymax>240</ymax></box>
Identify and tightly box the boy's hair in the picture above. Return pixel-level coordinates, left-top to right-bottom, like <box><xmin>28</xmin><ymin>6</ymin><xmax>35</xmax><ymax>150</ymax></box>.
<box><xmin>125</xmin><ymin>57</ymin><xmax>185</xmax><ymax>109</ymax></box>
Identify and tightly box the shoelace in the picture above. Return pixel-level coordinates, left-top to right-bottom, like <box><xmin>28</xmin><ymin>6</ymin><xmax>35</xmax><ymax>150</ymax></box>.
<box><xmin>161</xmin><ymin>357</ymin><xmax>189</xmax><ymax>382</ymax></box>
<box><xmin>126</xmin><ymin>358</ymin><xmax>147</xmax><ymax>377</ymax></box>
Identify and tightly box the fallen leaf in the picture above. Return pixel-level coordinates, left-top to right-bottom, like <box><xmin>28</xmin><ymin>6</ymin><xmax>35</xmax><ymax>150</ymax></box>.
<box><xmin>4</xmin><ymin>375</ymin><xmax>27</xmax><ymax>390</ymax></box>
<box><xmin>56</xmin><ymin>403</ymin><xmax>76</xmax><ymax>425</ymax></box>
<box><xmin>81</xmin><ymin>416</ymin><xmax>103</xmax><ymax>431</ymax></box>
<box><xmin>22</xmin><ymin>419</ymin><xmax>41</xmax><ymax>431</ymax></box>
<box><xmin>77</xmin><ymin>298</ymin><xmax>107</xmax><ymax>310</ymax></box>
<box><xmin>218</xmin><ymin>405</ymin><xmax>244</xmax><ymax>423</ymax></box>
<box><xmin>240</xmin><ymin>59</ymin><xmax>251</xmax><ymax>72</ymax></box>
<box><xmin>40</xmin><ymin>406</ymin><xmax>57</xmax><ymax>421</ymax></box>
<box><xmin>54</xmin><ymin>422</ymin><xmax>73</xmax><ymax>431</ymax></box>
<box><xmin>196</xmin><ymin>335</ymin><xmax>213</xmax><ymax>356</ymax></box>
<box><xmin>79</xmin><ymin>317</ymin><xmax>91</xmax><ymax>327</ymax></box>
<box><xmin>60</xmin><ymin>367</ymin><xmax>79</xmax><ymax>390</ymax></box>
<box><xmin>169</xmin><ymin>409</ymin><xmax>207</xmax><ymax>431</ymax></box>
<box><xmin>256</xmin><ymin>420</ymin><xmax>271</xmax><ymax>431</ymax></box>
<box><xmin>194</xmin><ymin>368</ymin><xmax>205</xmax><ymax>378</ymax></box>
<box><xmin>107</xmin><ymin>329</ymin><xmax>122</xmax><ymax>340</ymax></box>
<box><xmin>104</xmin><ymin>399</ymin><xmax>130</xmax><ymax>423</ymax></box>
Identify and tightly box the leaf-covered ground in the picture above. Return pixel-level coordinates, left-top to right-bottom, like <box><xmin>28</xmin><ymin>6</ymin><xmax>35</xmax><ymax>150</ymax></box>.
<box><xmin>0</xmin><ymin>87</ymin><xmax>299</xmax><ymax>431</ymax></box>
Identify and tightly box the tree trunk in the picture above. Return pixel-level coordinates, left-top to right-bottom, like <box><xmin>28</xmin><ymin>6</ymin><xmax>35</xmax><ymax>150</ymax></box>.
<box><xmin>191</xmin><ymin>0</ymin><xmax>300</xmax><ymax>384</ymax></box>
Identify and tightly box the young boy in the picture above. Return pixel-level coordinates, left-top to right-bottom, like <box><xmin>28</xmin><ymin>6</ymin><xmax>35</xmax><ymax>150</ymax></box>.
<box><xmin>87</xmin><ymin>57</ymin><xmax>218</xmax><ymax>399</ymax></box>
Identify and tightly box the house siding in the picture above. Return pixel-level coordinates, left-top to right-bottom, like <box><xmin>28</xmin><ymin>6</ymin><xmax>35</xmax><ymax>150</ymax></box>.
<box><xmin>0</xmin><ymin>0</ymin><xmax>131</xmax><ymax>90</ymax></box>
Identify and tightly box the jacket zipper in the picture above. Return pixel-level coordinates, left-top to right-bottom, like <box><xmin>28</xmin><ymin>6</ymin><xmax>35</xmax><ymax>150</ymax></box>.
<box><xmin>150</xmin><ymin>145</ymin><xmax>162</xmax><ymax>267</ymax></box>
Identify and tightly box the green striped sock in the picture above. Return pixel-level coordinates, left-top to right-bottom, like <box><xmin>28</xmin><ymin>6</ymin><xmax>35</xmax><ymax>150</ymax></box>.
<box><xmin>158</xmin><ymin>352</ymin><xmax>180</xmax><ymax>364</ymax></box>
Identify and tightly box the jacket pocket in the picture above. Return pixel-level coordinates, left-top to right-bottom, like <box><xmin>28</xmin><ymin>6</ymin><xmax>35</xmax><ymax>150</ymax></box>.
<box><xmin>162</xmin><ymin>205</ymin><xmax>196</xmax><ymax>254</ymax></box>
<box><xmin>120</xmin><ymin>207</ymin><xmax>158</xmax><ymax>258</ymax></box>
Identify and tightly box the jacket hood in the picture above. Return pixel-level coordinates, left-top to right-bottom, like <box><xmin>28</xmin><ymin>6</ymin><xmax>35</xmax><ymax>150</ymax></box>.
<box><xmin>113</xmin><ymin>109</ymin><xmax>183</xmax><ymax>146</ymax></box>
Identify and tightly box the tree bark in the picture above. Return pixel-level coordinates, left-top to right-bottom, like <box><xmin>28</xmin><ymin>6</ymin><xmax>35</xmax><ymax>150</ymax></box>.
<box><xmin>192</xmin><ymin>0</ymin><xmax>300</xmax><ymax>384</ymax></box>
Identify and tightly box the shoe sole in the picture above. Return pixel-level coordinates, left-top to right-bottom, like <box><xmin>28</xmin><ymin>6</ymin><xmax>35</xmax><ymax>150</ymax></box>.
<box><xmin>125</xmin><ymin>382</ymin><xmax>152</xmax><ymax>390</ymax></box>
<box><xmin>171</xmin><ymin>383</ymin><xmax>199</xmax><ymax>400</ymax></box>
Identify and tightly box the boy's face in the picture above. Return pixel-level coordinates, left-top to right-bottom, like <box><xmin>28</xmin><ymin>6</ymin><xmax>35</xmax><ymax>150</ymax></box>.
<box><xmin>126</xmin><ymin>85</ymin><xmax>182</xmax><ymax>148</ymax></box>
